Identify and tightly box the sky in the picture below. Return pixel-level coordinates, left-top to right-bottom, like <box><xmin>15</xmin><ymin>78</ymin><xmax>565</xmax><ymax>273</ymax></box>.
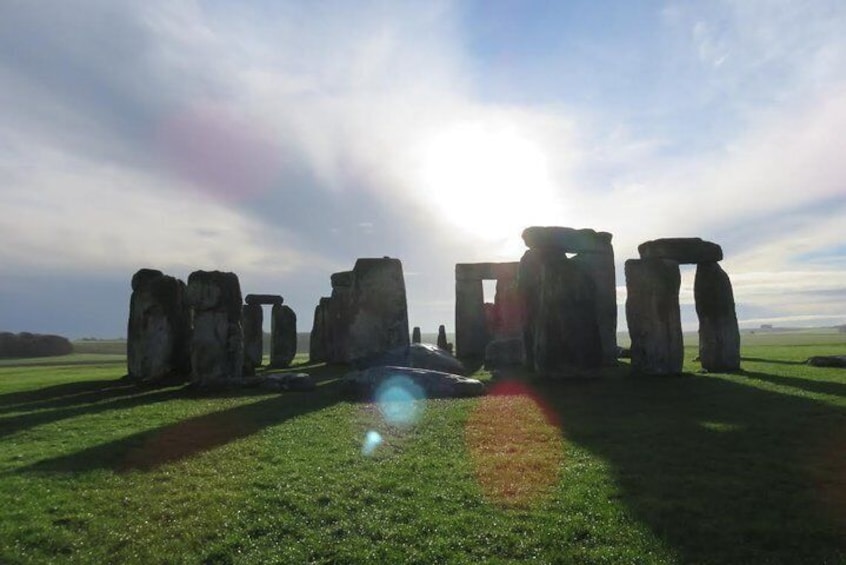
<box><xmin>1</xmin><ymin>0</ymin><xmax>845</xmax><ymax>339</ymax></box>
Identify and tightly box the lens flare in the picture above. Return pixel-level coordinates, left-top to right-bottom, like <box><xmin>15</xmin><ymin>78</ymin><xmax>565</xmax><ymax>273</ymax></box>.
<box><xmin>465</xmin><ymin>380</ymin><xmax>564</xmax><ymax>508</ymax></box>
<box><xmin>361</xmin><ymin>430</ymin><xmax>383</xmax><ymax>456</ymax></box>
<box><xmin>375</xmin><ymin>375</ymin><xmax>425</xmax><ymax>427</ymax></box>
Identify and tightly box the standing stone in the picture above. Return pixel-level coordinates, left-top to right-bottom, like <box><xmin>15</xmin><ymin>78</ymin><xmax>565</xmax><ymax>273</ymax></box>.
<box><xmin>517</xmin><ymin>248</ymin><xmax>546</xmax><ymax>369</ymax></box>
<box><xmin>309</xmin><ymin>297</ymin><xmax>330</xmax><ymax>363</ymax></box>
<box><xmin>186</xmin><ymin>270</ymin><xmax>243</xmax><ymax>387</ymax></box>
<box><xmin>532</xmin><ymin>257</ymin><xmax>602</xmax><ymax>374</ymax></box>
<box><xmin>345</xmin><ymin>258</ymin><xmax>409</xmax><ymax>362</ymax></box>
<box><xmin>270</xmin><ymin>304</ymin><xmax>297</xmax><ymax>368</ymax></box>
<box><xmin>327</xmin><ymin>271</ymin><xmax>354</xmax><ymax>363</ymax></box>
<box><xmin>455</xmin><ymin>278</ymin><xmax>486</xmax><ymax>362</ymax></box>
<box><xmin>571</xmin><ymin>251</ymin><xmax>617</xmax><ymax>366</ymax></box>
<box><xmin>437</xmin><ymin>324</ymin><xmax>451</xmax><ymax>352</ymax></box>
<box><xmin>625</xmin><ymin>259</ymin><xmax>683</xmax><ymax>375</ymax></box>
<box><xmin>493</xmin><ymin>276</ymin><xmax>525</xmax><ymax>339</ymax></box>
<box><xmin>242</xmin><ymin>304</ymin><xmax>263</xmax><ymax>375</ymax></box>
<box><xmin>127</xmin><ymin>269</ymin><xmax>191</xmax><ymax>383</ymax></box>
<box><xmin>694</xmin><ymin>262</ymin><xmax>741</xmax><ymax>372</ymax></box>
<box><xmin>412</xmin><ymin>326</ymin><xmax>421</xmax><ymax>344</ymax></box>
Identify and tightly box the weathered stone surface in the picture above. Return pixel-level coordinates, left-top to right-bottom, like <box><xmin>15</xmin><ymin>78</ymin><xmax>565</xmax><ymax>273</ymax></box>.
<box><xmin>455</xmin><ymin>278</ymin><xmax>487</xmax><ymax>361</ymax></box>
<box><xmin>309</xmin><ymin>297</ymin><xmax>330</xmax><ymax>363</ymax></box>
<box><xmin>330</xmin><ymin>271</ymin><xmax>354</xmax><ymax>288</ymax></box>
<box><xmin>572</xmin><ymin>251</ymin><xmax>618</xmax><ymax>365</ymax></box>
<box><xmin>345</xmin><ymin>258</ymin><xmax>410</xmax><ymax>362</ymax></box>
<box><xmin>242</xmin><ymin>304</ymin><xmax>263</xmax><ymax>375</ymax></box>
<box><xmin>522</xmin><ymin>226</ymin><xmax>613</xmax><ymax>254</ymax></box>
<box><xmin>484</xmin><ymin>337</ymin><xmax>525</xmax><ymax>369</ymax></box>
<box><xmin>270</xmin><ymin>304</ymin><xmax>297</xmax><ymax>368</ymax></box>
<box><xmin>625</xmin><ymin>259</ymin><xmax>683</xmax><ymax>375</ymax></box>
<box><xmin>806</xmin><ymin>355</ymin><xmax>846</xmax><ymax>368</ymax></box>
<box><xmin>342</xmin><ymin>366</ymin><xmax>485</xmax><ymax>399</ymax></box>
<box><xmin>186</xmin><ymin>270</ymin><xmax>243</xmax><ymax>387</ymax></box>
<box><xmin>127</xmin><ymin>269</ymin><xmax>191</xmax><ymax>383</ymax></box>
<box><xmin>261</xmin><ymin>372</ymin><xmax>315</xmax><ymax>391</ymax></box>
<box><xmin>695</xmin><ymin>262</ymin><xmax>740</xmax><ymax>372</ymax></box>
<box><xmin>244</xmin><ymin>294</ymin><xmax>283</xmax><ymax>305</ymax></box>
<box><xmin>532</xmin><ymin>257</ymin><xmax>602</xmax><ymax>374</ymax></box>
<box><xmin>355</xmin><ymin>343</ymin><xmax>466</xmax><ymax>374</ymax></box>
<box><xmin>411</xmin><ymin>326</ymin><xmax>421</xmax><ymax>344</ymax></box>
<box><xmin>437</xmin><ymin>325</ymin><xmax>449</xmax><ymax>351</ymax></box>
<box><xmin>517</xmin><ymin>248</ymin><xmax>546</xmax><ymax>369</ymax></box>
<box><xmin>455</xmin><ymin>262</ymin><xmax>519</xmax><ymax>281</ymax></box>
<box><xmin>327</xmin><ymin>284</ymin><xmax>353</xmax><ymax>363</ymax></box>
<box><xmin>638</xmin><ymin>238</ymin><xmax>723</xmax><ymax>264</ymax></box>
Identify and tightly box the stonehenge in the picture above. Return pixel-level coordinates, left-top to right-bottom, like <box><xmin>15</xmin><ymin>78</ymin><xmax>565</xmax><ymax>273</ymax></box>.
<box><xmin>126</xmin><ymin>230</ymin><xmax>742</xmax><ymax>389</ymax></box>
<box><xmin>626</xmin><ymin>238</ymin><xmax>740</xmax><ymax>375</ymax></box>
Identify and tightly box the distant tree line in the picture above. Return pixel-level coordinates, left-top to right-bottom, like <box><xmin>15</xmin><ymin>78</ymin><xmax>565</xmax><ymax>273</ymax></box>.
<box><xmin>0</xmin><ymin>332</ymin><xmax>73</xmax><ymax>358</ymax></box>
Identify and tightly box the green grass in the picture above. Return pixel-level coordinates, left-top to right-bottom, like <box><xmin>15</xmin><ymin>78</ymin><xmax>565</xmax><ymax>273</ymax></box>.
<box><xmin>1</xmin><ymin>337</ymin><xmax>844</xmax><ymax>563</ymax></box>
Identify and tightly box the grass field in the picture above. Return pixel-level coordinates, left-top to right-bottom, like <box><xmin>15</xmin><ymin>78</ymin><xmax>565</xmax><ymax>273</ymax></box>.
<box><xmin>0</xmin><ymin>332</ymin><xmax>844</xmax><ymax>563</ymax></box>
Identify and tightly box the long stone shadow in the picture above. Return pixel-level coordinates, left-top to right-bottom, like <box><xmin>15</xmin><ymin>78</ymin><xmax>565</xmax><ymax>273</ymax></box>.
<box><xmin>738</xmin><ymin>368</ymin><xmax>846</xmax><ymax>398</ymax></box>
<box><xmin>18</xmin><ymin>368</ymin><xmax>345</xmax><ymax>474</ymax></box>
<box><xmin>0</xmin><ymin>378</ymin><xmax>141</xmax><ymax>415</ymax></box>
<box><xmin>527</xmin><ymin>370</ymin><xmax>846</xmax><ymax>563</ymax></box>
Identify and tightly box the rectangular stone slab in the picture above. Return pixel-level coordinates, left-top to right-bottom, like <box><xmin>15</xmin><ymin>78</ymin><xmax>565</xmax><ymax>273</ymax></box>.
<box><xmin>244</xmin><ymin>293</ymin><xmax>284</xmax><ymax>305</ymax></box>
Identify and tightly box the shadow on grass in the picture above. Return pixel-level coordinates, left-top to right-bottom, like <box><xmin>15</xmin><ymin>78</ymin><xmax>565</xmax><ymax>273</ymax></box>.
<box><xmin>17</xmin><ymin>365</ymin><xmax>347</xmax><ymax>474</ymax></box>
<box><xmin>521</xmin><ymin>368</ymin><xmax>846</xmax><ymax>563</ymax></box>
<box><xmin>738</xmin><ymin>369</ymin><xmax>846</xmax><ymax>398</ymax></box>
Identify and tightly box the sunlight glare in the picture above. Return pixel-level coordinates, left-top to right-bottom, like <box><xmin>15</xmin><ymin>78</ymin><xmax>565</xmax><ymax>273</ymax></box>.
<box><xmin>413</xmin><ymin>119</ymin><xmax>565</xmax><ymax>241</ymax></box>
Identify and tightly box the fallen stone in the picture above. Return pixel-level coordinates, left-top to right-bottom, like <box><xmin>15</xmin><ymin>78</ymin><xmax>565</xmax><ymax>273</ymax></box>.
<box><xmin>261</xmin><ymin>372</ymin><xmax>315</xmax><ymax>392</ymax></box>
<box><xmin>638</xmin><ymin>238</ymin><xmax>723</xmax><ymax>264</ymax></box>
<box><xmin>354</xmin><ymin>343</ymin><xmax>466</xmax><ymax>374</ymax></box>
<box><xmin>244</xmin><ymin>294</ymin><xmax>284</xmax><ymax>305</ymax></box>
<box><xmin>342</xmin><ymin>365</ymin><xmax>485</xmax><ymax>399</ymax></box>
<box><xmin>521</xmin><ymin>226</ymin><xmax>613</xmax><ymax>254</ymax></box>
<box><xmin>806</xmin><ymin>355</ymin><xmax>846</xmax><ymax>368</ymax></box>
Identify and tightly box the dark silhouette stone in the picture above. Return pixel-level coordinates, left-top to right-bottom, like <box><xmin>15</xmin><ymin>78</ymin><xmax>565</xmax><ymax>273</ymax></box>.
<box><xmin>638</xmin><ymin>238</ymin><xmax>723</xmax><ymax>264</ymax></box>
<box><xmin>806</xmin><ymin>356</ymin><xmax>846</xmax><ymax>368</ymax></box>
<box><xmin>186</xmin><ymin>270</ymin><xmax>243</xmax><ymax>387</ymax></box>
<box><xmin>454</xmin><ymin>262</ymin><xmax>519</xmax><ymax>363</ymax></box>
<box><xmin>244</xmin><ymin>294</ymin><xmax>283</xmax><ymax>305</ymax></box>
<box><xmin>309</xmin><ymin>297</ymin><xmax>330</xmax><ymax>363</ymax></box>
<box><xmin>625</xmin><ymin>258</ymin><xmax>683</xmax><ymax>375</ymax></box>
<box><xmin>127</xmin><ymin>269</ymin><xmax>190</xmax><ymax>383</ymax></box>
<box><xmin>242</xmin><ymin>304</ymin><xmax>263</xmax><ymax>375</ymax></box>
<box><xmin>270</xmin><ymin>304</ymin><xmax>297</xmax><ymax>368</ymax></box>
<box><xmin>521</xmin><ymin>226</ymin><xmax>613</xmax><ymax>254</ymax></box>
<box><xmin>455</xmin><ymin>277</ymin><xmax>486</xmax><ymax>361</ymax></box>
<box><xmin>484</xmin><ymin>337</ymin><xmax>525</xmax><ymax>369</ymax></box>
<box><xmin>695</xmin><ymin>262</ymin><xmax>741</xmax><ymax>372</ymax></box>
<box><xmin>412</xmin><ymin>326</ymin><xmax>421</xmax><ymax>344</ymax></box>
<box><xmin>531</xmin><ymin>256</ymin><xmax>602</xmax><ymax>374</ymax></box>
<box><xmin>437</xmin><ymin>325</ymin><xmax>449</xmax><ymax>351</ymax></box>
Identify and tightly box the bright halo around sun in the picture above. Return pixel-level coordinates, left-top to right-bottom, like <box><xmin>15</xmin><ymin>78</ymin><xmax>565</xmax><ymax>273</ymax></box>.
<box><xmin>413</xmin><ymin>118</ymin><xmax>565</xmax><ymax>242</ymax></box>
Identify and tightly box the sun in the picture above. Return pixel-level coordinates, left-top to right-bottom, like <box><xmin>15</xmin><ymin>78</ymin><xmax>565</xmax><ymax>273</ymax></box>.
<box><xmin>412</xmin><ymin>118</ymin><xmax>565</xmax><ymax>244</ymax></box>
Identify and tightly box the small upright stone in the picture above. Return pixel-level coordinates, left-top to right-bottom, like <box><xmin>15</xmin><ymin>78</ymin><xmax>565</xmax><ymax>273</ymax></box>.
<box><xmin>309</xmin><ymin>297</ymin><xmax>330</xmax><ymax>363</ymax></box>
<box><xmin>412</xmin><ymin>326</ymin><xmax>421</xmax><ymax>344</ymax></box>
<box><xmin>270</xmin><ymin>304</ymin><xmax>297</xmax><ymax>368</ymax></box>
<box><xmin>437</xmin><ymin>325</ymin><xmax>449</xmax><ymax>350</ymax></box>
<box><xmin>186</xmin><ymin>270</ymin><xmax>244</xmax><ymax>387</ymax></box>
